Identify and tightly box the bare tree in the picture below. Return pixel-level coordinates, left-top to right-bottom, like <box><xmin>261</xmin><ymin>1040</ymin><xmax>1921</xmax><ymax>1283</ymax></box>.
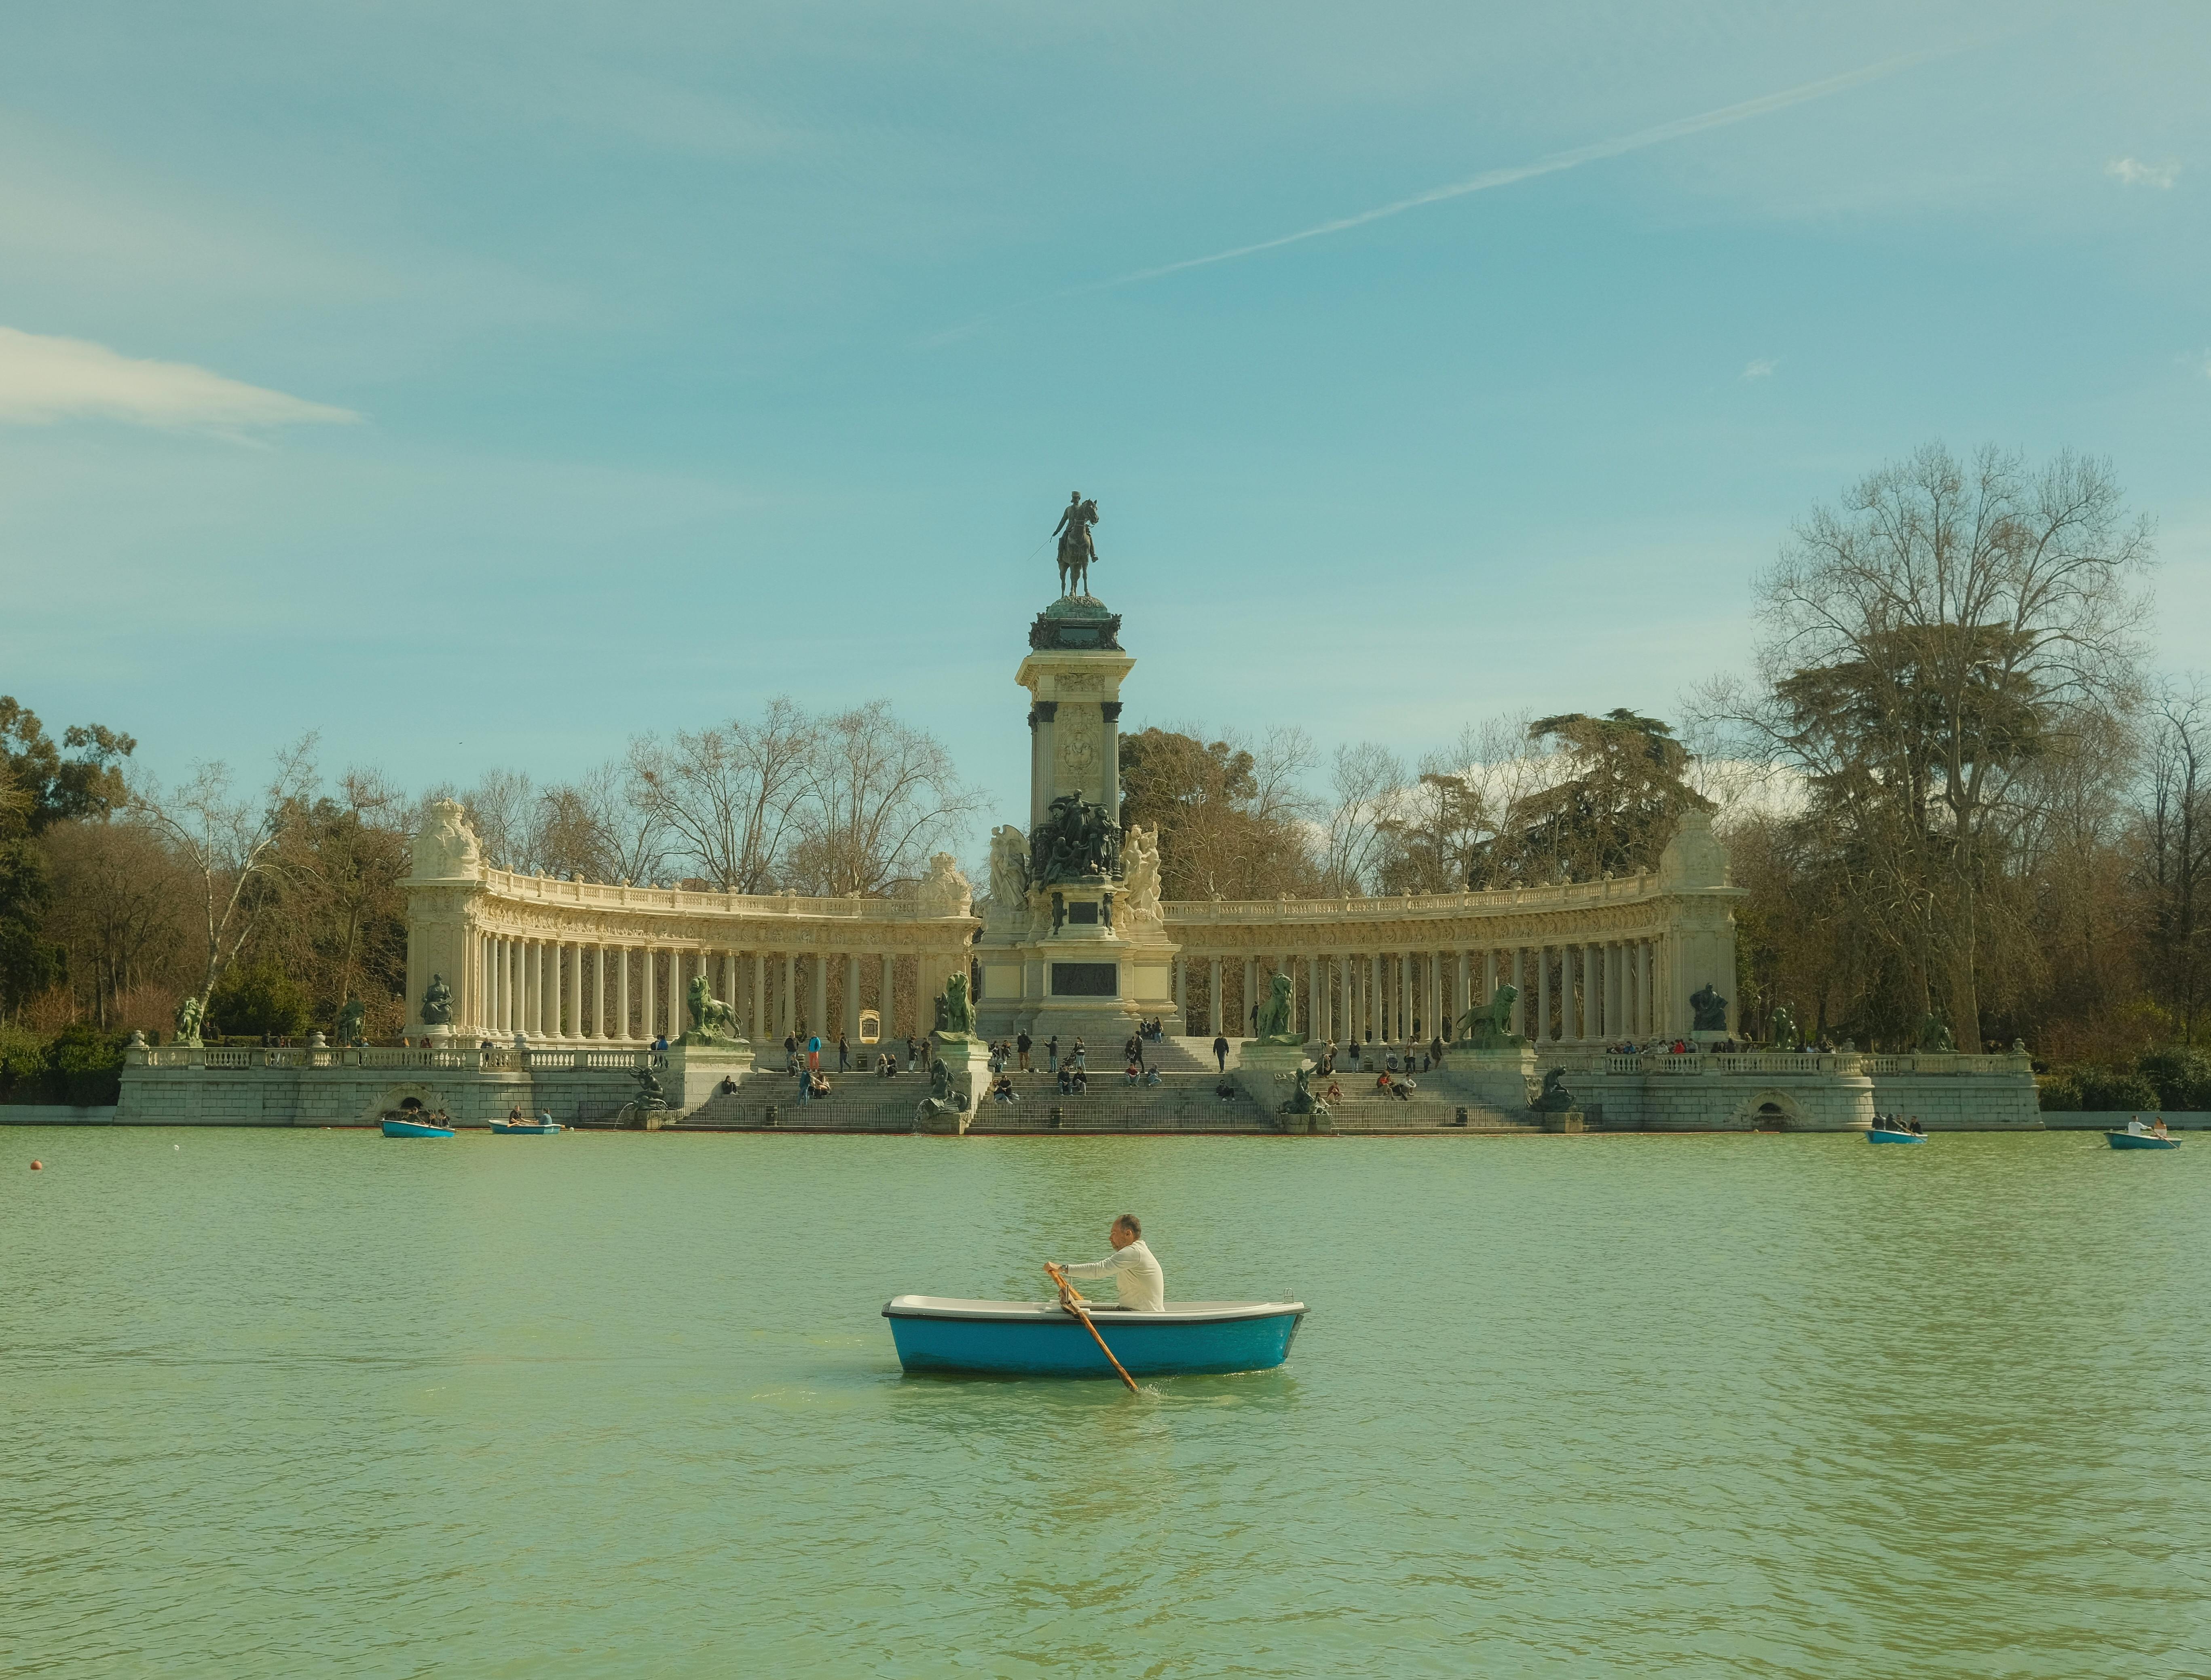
<box><xmin>133</xmin><ymin>737</ymin><xmax>319</xmax><ymax>999</ymax></box>
<box><xmin>629</xmin><ymin>699</ymin><xmax>815</xmax><ymax>891</ymax></box>
<box><xmin>785</xmin><ymin>700</ymin><xmax>983</xmax><ymax>897</ymax></box>
<box><xmin>39</xmin><ymin>817</ymin><xmax>194</xmax><ymax>1028</ymax></box>
<box><xmin>1321</xmin><ymin>742</ymin><xmax>1406</xmax><ymax>894</ymax></box>
<box><xmin>2141</xmin><ymin>680</ymin><xmax>2211</xmax><ymax>1040</ymax></box>
<box><xmin>455</xmin><ymin>768</ymin><xmax>539</xmax><ymax>874</ymax></box>
<box><xmin>1704</xmin><ymin>443</ymin><xmax>2152</xmax><ymax>1048</ymax></box>
<box><xmin>533</xmin><ymin>761</ymin><xmax>668</xmax><ymax>884</ymax></box>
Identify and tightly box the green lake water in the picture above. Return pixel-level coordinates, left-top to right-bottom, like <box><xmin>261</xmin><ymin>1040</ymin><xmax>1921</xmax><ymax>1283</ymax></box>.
<box><xmin>4</xmin><ymin>1128</ymin><xmax>2207</xmax><ymax>1678</ymax></box>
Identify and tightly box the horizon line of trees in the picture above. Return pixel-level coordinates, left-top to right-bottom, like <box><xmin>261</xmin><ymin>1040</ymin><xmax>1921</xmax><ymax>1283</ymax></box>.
<box><xmin>4</xmin><ymin>441</ymin><xmax>2207</xmax><ymax>1090</ymax></box>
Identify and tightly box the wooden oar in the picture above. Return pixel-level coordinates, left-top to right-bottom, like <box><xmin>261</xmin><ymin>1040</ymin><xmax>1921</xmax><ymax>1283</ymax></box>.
<box><xmin>1044</xmin><ymin>1263</ymin><xmax>1139</xmax><ymax>1393</ymax></box>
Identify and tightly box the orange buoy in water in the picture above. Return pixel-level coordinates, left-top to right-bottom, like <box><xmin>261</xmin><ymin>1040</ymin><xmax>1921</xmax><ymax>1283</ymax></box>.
<box><xmin>30</xmin><ymin>1160</ymin><xmax>42</xmax><ymax>1170</ymax></box>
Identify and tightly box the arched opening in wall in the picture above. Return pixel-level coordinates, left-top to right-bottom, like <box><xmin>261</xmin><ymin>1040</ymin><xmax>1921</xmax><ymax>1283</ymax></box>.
<box><xmin>1754</xmin><ymin>1102</ymin><xmax>1787</xmax><ymax>1131</ymax></box>
<box><xmin>359</xmin><ymin>1082</ymin><xmax>449</xmax><ymax>1128</ymax></box>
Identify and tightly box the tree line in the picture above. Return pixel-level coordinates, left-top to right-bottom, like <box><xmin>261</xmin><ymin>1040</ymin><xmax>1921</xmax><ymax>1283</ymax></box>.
<box><xmin>0</xmin><ymin>697</ymin><xmax>980</xmax><ymax>1098</ymax></box>
<box><xmin>4</xmin><ymin>441</ymin><xmax>2205</xmax><ymax>1104</ymax></box>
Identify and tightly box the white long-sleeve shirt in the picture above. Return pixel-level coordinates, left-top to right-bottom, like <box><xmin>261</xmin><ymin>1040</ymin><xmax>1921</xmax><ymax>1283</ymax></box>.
<box><xmin>1061</xmin><ymin>1240</ymin><xmax>1165</xmax><ymax>1312</ymax></box>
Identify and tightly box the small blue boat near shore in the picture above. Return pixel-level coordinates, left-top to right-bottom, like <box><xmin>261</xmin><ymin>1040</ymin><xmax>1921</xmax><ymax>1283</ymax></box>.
<box><xmin>1867</xmin><ymin>1124</ymin><xmax>1926</xmax><ymax>1144</ymax></box>
<box><xmin>2108</xmin><ymin>1129</ymin><xmax>2180</xmax><ymax>1150</ymax></box>
<box><xmin>381</xmin><ymin>1117</ymin><xmax>454</xmax><ymax>1138</ymax></box>
<box><xmin>489</xmin><ymin>1120</ymin><xmax>563</xmax><ymax>1135</ymax></box>
<box><xmin>884</xmin><ymin>1296</ymin><xmax>1306</xmax><ymax>1378</ymax></box>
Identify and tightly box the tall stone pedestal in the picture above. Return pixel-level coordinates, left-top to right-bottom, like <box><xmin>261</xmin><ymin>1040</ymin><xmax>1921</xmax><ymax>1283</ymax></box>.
<box><xmin>1232</xmin><ymin>1041</ymin><xmax>1311</xmax><ymax>1124</ymax></box>
<box><xmin>663</xmin><ymin>1041</ymin><xmax>757</xmax><ymax>1119</ymax></box>
<box><xmin>931</xmin><ymin>1036</ymin><xmax>994</xmax><ymax>1108</ymax></box>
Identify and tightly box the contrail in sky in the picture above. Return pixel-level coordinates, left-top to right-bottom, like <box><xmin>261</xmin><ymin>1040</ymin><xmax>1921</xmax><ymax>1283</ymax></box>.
<box><xmin>1085</xmin><ymin>51</ymin><xmax>1941</xmax><ymax>293</ymax></box>
<box><xmin>921</xmin><ymin>48</ymin><xmax>1943</xmax><ymax>344</ymax></box>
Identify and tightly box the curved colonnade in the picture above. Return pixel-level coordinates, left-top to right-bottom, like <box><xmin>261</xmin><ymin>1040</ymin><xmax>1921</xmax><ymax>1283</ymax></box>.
<box><xmin>405</xmin><ymin>865</ymin><xmax>982</xmax><ymax>1047</ymax></box>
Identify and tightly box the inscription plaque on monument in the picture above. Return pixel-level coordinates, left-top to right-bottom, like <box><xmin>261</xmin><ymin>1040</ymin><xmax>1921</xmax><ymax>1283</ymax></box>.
<box><xmin>1051</xmin><ymin>962</ymin><xmax>1118</xmax><ymax>997</ymax></box>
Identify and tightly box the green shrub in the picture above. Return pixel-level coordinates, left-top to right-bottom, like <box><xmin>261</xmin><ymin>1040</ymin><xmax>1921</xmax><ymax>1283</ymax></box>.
<box><xmin>2136</xmin><ymin>1047</ymin><xmax>2211</xmax><ymax>1111</ymax></box>
<box><xmin>0</xmin><ymin>1022</ymin><xmax>47</xmax><ymax>1099</ymax></box>
<box><xmin>2036</xmin><ymin>1071</ymin><xmax>2082</xmax><ymax>1112</ymax></box>
<box><xmin>43</xmin><ymin>1021</ymin><xmax>125</xmax><ymax>1106</ymax></box>
<box><xmin>2074</xmin><ymin>1064</ymin><xmax>2161</xmax><ymax>1113</ymax></box>
<box><xmin>207</xmin><ymin>962</ymin><xmax>309</xmax><ymax>1040</ymax></box>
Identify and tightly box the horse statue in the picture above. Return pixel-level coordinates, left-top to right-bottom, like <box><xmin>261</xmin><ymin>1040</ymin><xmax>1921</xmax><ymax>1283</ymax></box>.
<box><xmin>1455</xmin><ymin>983</ymin><xmax>1522</xmax><ymax>1050</ymax></box>
<box><xmin>1255</xmin><ymin>971</ymin><xmax>1299</xmax><ymax>1043</ymax></box>
<box><xmin>1053</xmin><ymin>493</ymin><xmax>1100</xmax><ymax>598</ymax></box>
<box><xmin>686</xmin><ymin>973</ymin><xmax>740</xmax><ymax>1042</ymax></box>
<box><xmin>1917</xmin><ymin>1013</ymin><xmax>1956</xmax><ymax>1053</ymax></box>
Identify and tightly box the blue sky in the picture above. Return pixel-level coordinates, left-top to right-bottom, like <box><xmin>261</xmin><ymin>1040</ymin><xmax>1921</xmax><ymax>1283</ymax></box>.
<box><xmin>4</xmin><ymin>0</ymin><xmax>2207</xmax><ymax>831</ymax></box>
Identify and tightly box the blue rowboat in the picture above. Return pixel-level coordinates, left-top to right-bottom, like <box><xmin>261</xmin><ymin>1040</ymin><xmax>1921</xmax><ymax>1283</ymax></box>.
<box><xmin>489</xmin><ymin>1121</ymin><xmax>562</xmax><ymax>1134</ymax></box>
<box><xmin>884</xmin><ymin>1295</ymin><xmax>1306</xmax><ymax>1378</ymax></box>
<box><xmin>381</xmin><ymin>1118</ymin><xmax>454</xmax><ymax>1138</ymax></box>
<box><xmin>1867</xmin><ymin>1126</ymin><xmax>1926</xmax><ymax>1144</ymax></box>
<box><xmin>2108</xmin><ymin>1129</ymin><xmax>2180</xmax><ymax>1150</ymax></box>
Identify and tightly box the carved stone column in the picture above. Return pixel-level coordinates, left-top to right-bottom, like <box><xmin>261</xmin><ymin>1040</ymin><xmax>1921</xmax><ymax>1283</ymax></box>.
<box><xmin>1029</xmin><ymin>702</ymin><xmax>1057</xmax><ymax>831</ymax></box>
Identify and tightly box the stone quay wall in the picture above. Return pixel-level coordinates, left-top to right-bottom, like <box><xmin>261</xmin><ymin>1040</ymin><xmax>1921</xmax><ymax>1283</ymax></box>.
<box><xmin>1547</xmin><ymin>1049</ymin><xmax>2038</xmax><ymax>1131</ymax></box>
<box><xmin>114</xmin><ymin>1043</ymin><xmax>752</xmax><ymax>1129</ymax></box>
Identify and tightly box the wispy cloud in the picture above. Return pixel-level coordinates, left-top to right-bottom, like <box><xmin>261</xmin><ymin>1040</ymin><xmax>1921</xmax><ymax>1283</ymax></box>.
<box><xmin>1742</xmin><ymin>358</ymin><xmax>1778</xmax><ymax>380</ymax></box>
<box><xmin>0</xmin><ymin>327</ymin><xmax>359</xmax><ymax>431</ymax></box>
<box><xmin>1081</xmin><ymin>51</ymin><xmax>1947</xmax><ymax>295</ymax></box>
<box><xmin>2107</xmin><ymin>156</ymin><xmax>2179</xmax><ymax>189</ymax></box>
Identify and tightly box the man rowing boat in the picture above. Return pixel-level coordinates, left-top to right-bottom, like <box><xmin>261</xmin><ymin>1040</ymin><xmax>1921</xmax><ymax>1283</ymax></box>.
<box><xmin>1054</xmin><ymin>1214</ymin><xmax>1164</xmax><ymax>1313</ymax></box>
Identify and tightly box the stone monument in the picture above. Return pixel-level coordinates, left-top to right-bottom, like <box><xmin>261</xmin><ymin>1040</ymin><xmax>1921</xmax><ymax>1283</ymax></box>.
<box><xmin>974</xmin><ymin>500</ymin><xmax>1181</xmax><ymax>1044</ymax></box>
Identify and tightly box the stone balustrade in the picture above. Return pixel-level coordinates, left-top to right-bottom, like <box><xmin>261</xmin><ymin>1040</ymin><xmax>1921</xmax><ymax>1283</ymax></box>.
<box><xmin>136</xmin><ymin>1043</ymin><xmax>664</xmax><ymax>1073</ymax></box>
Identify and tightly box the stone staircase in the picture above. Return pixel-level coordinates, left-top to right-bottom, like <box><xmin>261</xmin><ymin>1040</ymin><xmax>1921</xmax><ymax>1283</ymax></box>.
<box><xmin>668</xmin><ymin>1046</ymin><xmax>1545</xmax><ymax>1135</ymax></box>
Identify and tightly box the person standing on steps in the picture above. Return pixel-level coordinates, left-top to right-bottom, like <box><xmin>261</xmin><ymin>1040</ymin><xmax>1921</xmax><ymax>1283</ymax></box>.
<box><xmin>1017</xmin><ymin>1029</ymin><xmax>1032</xmax><ymax>1072</ymax></box>
<box><xmin>1046</xmin><ymin>1034</ymin><xmax>1060</xmax><ymax>1073</ymax></box>
<box><xmin>1213</xmin><ymin>1032</ymin><xmax>1230</xmax><ymax>1072</ymax></box>
<box><xmin>837</xmin><ymin>1033</ymin><xmax>850</xmax><ymax>1072</ymax></box>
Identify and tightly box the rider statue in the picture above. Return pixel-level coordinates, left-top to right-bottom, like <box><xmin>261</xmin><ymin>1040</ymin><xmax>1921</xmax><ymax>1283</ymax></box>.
<box><xmin>1053</xmin><ymin>492</ymin><xmax>1100</xmax><ymax>598</ymax></box>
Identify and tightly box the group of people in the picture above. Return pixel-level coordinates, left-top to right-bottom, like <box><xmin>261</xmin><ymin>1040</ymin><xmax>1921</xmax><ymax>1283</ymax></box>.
<box><xmin>2124</xmin><ymin>1115</ymin><xmax>2172</xmax><ymax>1138</ymax></box>
<box><xmin>780</xmin><ymin>1031</ymin><xmax>860</xmax><ymax>1073</ymax></box>
<box><xmin>1871</xmin><ymin>1112</ymin><xmax>1926</xmax><ymax>1135</ymax></box>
